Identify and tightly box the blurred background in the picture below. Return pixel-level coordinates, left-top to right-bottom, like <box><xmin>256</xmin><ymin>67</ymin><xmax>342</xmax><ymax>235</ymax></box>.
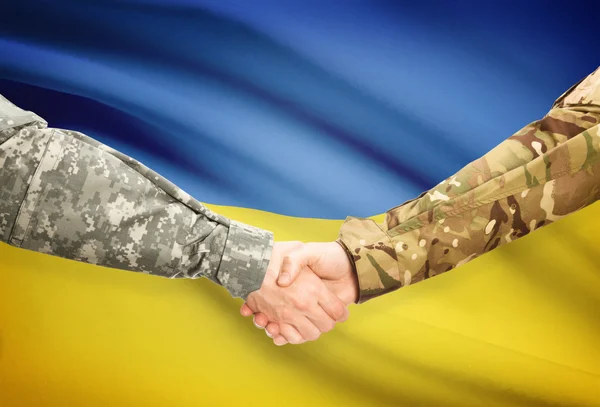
<box><xmin>1</xmin><ymin>2</ymin><xmax>600</xmax><ymax>407</ymax></box>
<box><xmin>1</xmin><ymin>0</ymin><xmax>598</xmax><ymax>219</ymax></box>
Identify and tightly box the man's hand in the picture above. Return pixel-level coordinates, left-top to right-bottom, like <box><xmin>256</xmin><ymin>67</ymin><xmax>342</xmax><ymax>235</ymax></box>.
<box><xmin>241</xmin><ymin>241</ymin><xmax>359</xmax><ymax>345</ymax></box>
<box><xmin>241</xmin><ymin>241</ymin><xmax>351</xmax><ymax>345</ymax></box>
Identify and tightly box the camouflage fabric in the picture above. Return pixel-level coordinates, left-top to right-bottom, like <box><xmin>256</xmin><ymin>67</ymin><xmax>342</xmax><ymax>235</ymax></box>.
<box><xmin>338</xmin><ymin>67</ymin><xmax>600</xmax><ymax>303</ymax></box>
<box><xmin>0</xmin><ymin>94</ymin><xmax>273</xmax><ymax>300</ymax></box>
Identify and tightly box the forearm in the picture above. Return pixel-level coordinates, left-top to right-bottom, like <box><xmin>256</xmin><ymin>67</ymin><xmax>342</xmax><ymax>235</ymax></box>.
<box><xmin>338</xmin><ymin>68</ymin><xmax>600</xmax><ymax>303</ymax></box>
<box><xmin>0</xmin><ymin>95</ymin><xmax>273</xmax><ymax>299</ymax></box>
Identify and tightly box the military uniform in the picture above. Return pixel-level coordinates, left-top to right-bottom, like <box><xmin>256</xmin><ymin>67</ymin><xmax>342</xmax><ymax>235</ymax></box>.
<box><xmin>338</xmin><ymin>67</ymin><xmax>600</xmax><ymax>303</ymax></box>
<box><xmin>0</xmin><ymin>94</ymin><xmax>273</xmax><ymax>300</ymax></box>
<box><xmin>1</xmin><ymin>67</ymin><xmax>599</xmax><ymax>305</ymax></box>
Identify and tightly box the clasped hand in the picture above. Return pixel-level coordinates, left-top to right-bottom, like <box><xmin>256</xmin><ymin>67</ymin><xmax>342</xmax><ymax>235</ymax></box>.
<box><xmin>240</xmin><ymin>241</ymin><xmax>359</xmax><ymax>346</ymax></box>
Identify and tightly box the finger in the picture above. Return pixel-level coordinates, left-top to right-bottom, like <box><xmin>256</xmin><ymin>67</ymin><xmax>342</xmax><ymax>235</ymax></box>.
<box><xmin>273</xmin><ymin>335</ymin><xmax>288</xmax><ymax>346</ymax></box>
<box><xmin>280</xmin><ymin>323</ymin><xmax>306</xmax><ymax>345</ymax></box>
<box><xmin>240</xmin><ymin>303</ymin><xmax>254</xmax><ymax>317</ymax></box>
<box><xmin>268</xmin><ymin>241</ymin><xmax>304</xmax><ymax>278</ymax></box>
<box><xmin>253</xmin><ymin>313</ymin><xmax>269</xmax><ymax>329</ymax></box>
<box><xmin>318</xmin><ymin>287</ymin><xmax>349</xmax><ymax>322</ymax></box>
<box><xmin>265</xmin><ymin>322</ymin><xmax>280</xmax><ymax>338</ymax></box>
<box><xmin>332</xmin><ymin>303</ymin><xmax>350</xmax><ymax>323</ymax></box>
<box><xmin>306</xmin><ymin>307</ymin><xmax>336</xmax><ymax>334</ymax></box>
<box><xmin>290</xmin><ymin>316</ymin><xmax>321</xmax><ymax>342</ymax></box>
<box><xmin>337</xmin><ymin>308</ymin><xmax>349</xmax><ymax>323</ymax></box>
<box><xmin>264</xmin><ymin>242</ymin><xmax>300</xmax><ymax>281</ymax></box>
<box><xmin>277</xmin><ymin>246</ymin><xmax>319</xmax><ymax>287</ymax></box>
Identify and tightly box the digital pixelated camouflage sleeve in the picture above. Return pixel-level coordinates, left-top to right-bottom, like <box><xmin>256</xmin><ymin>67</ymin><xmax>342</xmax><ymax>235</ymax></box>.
<box><xmin>338</xmin><ymin>66</ymin><xmax>600</xmax><ymax>303</ymax></box>
<box><xmin>0</xmin><ymin>94</ymin><xmax>273</xmax><ymax>300</ymax></box>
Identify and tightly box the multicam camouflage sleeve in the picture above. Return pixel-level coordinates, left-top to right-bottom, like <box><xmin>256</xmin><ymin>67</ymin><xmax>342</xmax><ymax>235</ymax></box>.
<box><xmin>338</xmin><ymin>67</ymin><xmax>600</xmax><ymax>303</ymax></box>
<box><xmin>0</xmin><ymin>94</ymin><xmax>273</xmax><ymax>300</ymax></box>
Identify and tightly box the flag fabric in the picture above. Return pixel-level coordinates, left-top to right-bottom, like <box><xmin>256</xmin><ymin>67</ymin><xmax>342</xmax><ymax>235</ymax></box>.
<box><xmin>1</xmin><ymin>1</ymin><xmax>599</xmax><ymax>406</ymax></box>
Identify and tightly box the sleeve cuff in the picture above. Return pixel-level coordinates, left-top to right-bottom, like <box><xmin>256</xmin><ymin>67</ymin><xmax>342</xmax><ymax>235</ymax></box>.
<box><xmin>216</xmin><ymin>220</ymin><xmax>274</xmax><ymax>300</ymax></box>
<box><xmin>338</xmin><ymin>216</ymin><xmax>402</xmax><ymax>303</ymax></box>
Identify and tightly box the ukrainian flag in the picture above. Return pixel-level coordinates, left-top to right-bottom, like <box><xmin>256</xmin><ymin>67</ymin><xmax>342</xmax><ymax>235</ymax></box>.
<box><xmin>1</xmin><ymin>1</ymin><xmax>599</xmax><ymax>406</ymax></box>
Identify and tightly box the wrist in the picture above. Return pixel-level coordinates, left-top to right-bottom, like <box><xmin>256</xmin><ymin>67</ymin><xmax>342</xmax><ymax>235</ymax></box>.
<box><xmin>216</xmin><ymin>220</ymin><xmax>274</xmax><ymax>300</ymax></box>
<box><xmin>334</xmin><ymin>240</ymin><xmax>360</xmax><ymax>304</ymax></box>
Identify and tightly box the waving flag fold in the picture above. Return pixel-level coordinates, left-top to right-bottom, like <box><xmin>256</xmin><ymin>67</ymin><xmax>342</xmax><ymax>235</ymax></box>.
<box><xmin>1</xmin><ymin>1</ymin><xmax>599</xmax><ymax>406</ymax></box>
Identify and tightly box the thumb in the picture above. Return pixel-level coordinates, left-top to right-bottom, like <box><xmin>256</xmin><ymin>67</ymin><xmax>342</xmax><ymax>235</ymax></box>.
<box><xmin>277</xmin><ymin>245</ymin><xmax>319</xmax><ymax>287</ymax></box>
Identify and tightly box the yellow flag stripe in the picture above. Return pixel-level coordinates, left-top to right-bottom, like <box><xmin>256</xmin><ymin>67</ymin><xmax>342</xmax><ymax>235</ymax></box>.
<box><xmin>0</xmin><ymin>203</ymin><xmax>599</xmax><ymax>406</ymax></box>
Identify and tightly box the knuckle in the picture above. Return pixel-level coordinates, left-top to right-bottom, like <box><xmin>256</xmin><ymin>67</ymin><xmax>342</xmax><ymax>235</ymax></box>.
<box><xmin>291</xmin><ymin>294</ymin><xmax>302</xmax><ymax>307</ymax></box>
<box><xmin>280</xmin><ymin>306</ymin><xmax>293</xmax><ymax>321</ymax></box>
<box><xmin>294</xmin><ymin>296</ymin><xmax>311</xmax><ymax>312</ymax></box>
<box><xmin>299</xmin><ymin>300</ymin><xmax>310</xmax><ymax>312</ymax></box>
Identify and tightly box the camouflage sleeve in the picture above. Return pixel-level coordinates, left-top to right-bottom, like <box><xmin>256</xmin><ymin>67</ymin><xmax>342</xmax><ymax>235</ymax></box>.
<box><xmin>338</xmin><ymin>67</ymin><xmax>600</xmax><ymax>303</ymax></box>
<box><xmin>0</xmin><ymin>94</ymin><xmax>273</xmax><ymax>300</ymax></box>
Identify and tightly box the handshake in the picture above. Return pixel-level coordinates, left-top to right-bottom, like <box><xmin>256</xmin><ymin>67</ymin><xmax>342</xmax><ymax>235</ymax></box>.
<box><xmin>240</xmin><ymin>241</ymin><xmax>359</xmax><ymax>346</ymax></box>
